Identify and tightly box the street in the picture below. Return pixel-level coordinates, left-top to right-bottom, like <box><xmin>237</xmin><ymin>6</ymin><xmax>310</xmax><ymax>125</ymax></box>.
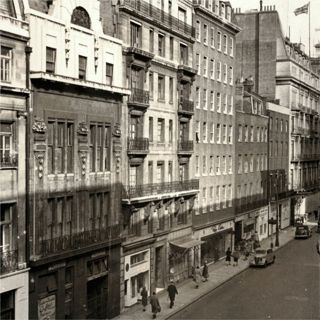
<box><xmin>170</xmin><ymin>234</ymin><xmax>320</xmax><ymax>319</ymax></box>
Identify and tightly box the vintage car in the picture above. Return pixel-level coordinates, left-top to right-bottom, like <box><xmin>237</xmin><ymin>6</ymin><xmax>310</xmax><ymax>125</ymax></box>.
<box><xmin>295</xmin><ymin>225</ymin><xmax>312</xmax><ymax>239</ymax></box>
<box><xmin>249</xmin><ymin>248</ymin><xmax>275</xmax><ymax>267</ymax></box>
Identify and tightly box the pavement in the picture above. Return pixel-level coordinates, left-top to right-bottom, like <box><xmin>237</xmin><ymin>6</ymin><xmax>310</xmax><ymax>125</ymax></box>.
<box><xmin>114</xmin><ymin>226</ymin><xmax>301</xmax><ymax>320</ymax></box>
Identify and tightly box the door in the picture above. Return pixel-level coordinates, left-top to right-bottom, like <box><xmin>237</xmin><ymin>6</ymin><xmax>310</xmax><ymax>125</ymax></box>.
<box><xmin>155</xmin><ymin>246</ymin><xmax>165</xmax><ymax>289</ymax></box>
<box><xmin>86</xmin><ymin>277</ymin><xmax>107</xmax><ymax>319</ymax></box>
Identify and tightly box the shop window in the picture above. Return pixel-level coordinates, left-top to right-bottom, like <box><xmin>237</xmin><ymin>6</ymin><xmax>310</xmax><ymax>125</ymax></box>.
<box><xmin>0</xmin><ymin>46</ymin><xmax>12</xmax><ymax>82</ymax></box>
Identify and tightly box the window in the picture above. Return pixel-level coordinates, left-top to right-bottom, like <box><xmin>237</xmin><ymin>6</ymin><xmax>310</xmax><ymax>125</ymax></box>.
<box><xmin>48</xmin><ymin>119</ymin><xmax>74</xmax><ymax>174</ymax></box>
<box><xmin>217</xmin><ymin>31</ymin><xmax>221</xmax><ymax>50</ymax></box>
<box><xmin>222</xmin><ymin>185</ymin><xmax>226</xmax><ymax>208</ymax></box>
<box><xmin>195</xmin><ymin>120</ymin><xmax>200</xmax><ymax>143</ymax></box>
<box><xmin>227</xmin><ymin>184</ymin><xmax>232</xmax><ymax>207</ymax></box>
<box><xmin>210</xmin><ymin>27</ymin><xmax>215</xmax><ymax>47</ymax></box>
<box><xmin>156</xmin><ymin>162</ymin><xmax>164</xmax><ymax>183</ymax></box>
<box><xmin>129</xmin><ymin>165</ymin><xmax>137</xmax><ymax>186</ymax></box>
<box><xmin>280</xmin><ymin>119</ymin><xmax>283</xmax><ymax>132</ymax></box>
<box><xmin>217</xmin><ymin>92</ymin><xmax>221</xmax><ymax>112</ymax></box>
<box><xmin>210</xmin><ymin>59</ymin><xmax>215</xmax><ymax>79</ymax></box>
<box><xmin>0</xmin><ymin>46</ymin><xmax>12</xmax><ymax>82</ymax></box>
<box><xmin>223</xmin><ymin>35</ymin><xmax>227</xmax><ymax>53</ymax></box>
<box><xmin>257</xmin><ymin>127</ymin><xmax>260</xmax><ymax>142</ymax></box>
<box><xmin>238</xmin><ymin>125</ymin><xmax>242</xmax><ymax>142</ymax></box>
<box><xmin>78</xmin><ymin>55</ymin><xmax>87</xmax><ymax>80</ymax></box>
<box><xmin>210</xmin><ymin>186</ymin><xmax>214</xmax><ymax>210</ymax></box>
<box><xmin>244</xmin><ymin>125</ymin><xmax>248</xmax><ymax>142</ymax></box>
<box><xmin>203</xmin><ymin>122</ymin><xmax>207</xmax><ymax>142</ymax></box>
<box><xmin>250</xmin><ymin>126</ymin><xmax>254</xmax><ymax>142</ymax></box>
<box><xmin>196</xmin><ymin>21</ymin><xmax>201</xmax><ymax>41</ymax></box>
<box><xmin>244</xmin><ymin>155</ymin><xmax>248</xmax><ymax>173</ymax></box>
<box><xmin>228</xmin><ymin>95</ymin><xmax>233</xmax><ymax>114</ymax></box>
<box><xmin>1</xmin><ymin>290</ymin><xmax>15</xmax><ymax>320</ymax></box>
<box><xmin>89</xmin><ymin>122</ymin><xmax>110</xmax><ymax>172</ymax></box>
<box><xmin>216</xmin><ymin>156</ymin><xmax>220</xmax><ymax>174</ymax></box>
<box><xmin>130</xmin><ymin>22</ymin><xmax>141</xmax><ymax>47</ymax></box>
<box><xmin>228</xmin><ymin>125</ymin><xmax>233</xmax><ymax>144</ymax></box>
<box><xmin>168</xmin><ymin>161</ymin><xmax>173</xmax><ymax>183</ymax></box>
<box><xmin>158</xmin><ymin>34</ymin><xmax>165</xmax><ymax>57</ymax></box>
<box><xmin>223</xmin><ymin>94</ymin><xmax>227</xmax><ymax>113</ymax></box>
<box><xmin>203</xmin><ymin>56</ymin><xmax>208</xmax><ymax>77</ymax></box>
<box><xmin>203</xmin><ymin>89</ymin><xmax>207</xmax><ymax>109</ymax></box>
<box><xmin>157</xmin><ymin>118</ymin><xmax>165</xmax><ymax>142</ymax></box>
<box><xmin>196</xmin><ymin>87</ymin><xmax>200</xmax><ymax>108</ymax></box>
<box><xmin>149</xmin><ymin>117</ymin><xmax>153</xmax><ymax>142</ymax></box>
<box><xmin>71</xmin><ymin>6</ymin><xmax>91</xmax><ymax>28</ymax></box>
<box><xmin>229</xmin><ymin>66</ymin><xmax>233</xmax><ymax>85</ymax></box>
<box><xmin>223</xmin><ymin>64</ymin><xmax>227</xmax><ymax>83</ymax></box>
<box><xmin>169</xmin><ymin>119</ymin><xmax>173</xmax><ymax>142</ymax></box>
<box><xmin>230</xmin><ymin>37</ymin><xmax>234</xmax><ymax>56</ymax></box>
<box><xmin>223</xmin><ymin>124</ymin><xmax>227</xmax><ymax>144</ymax></box>
<box><xmin>169</xmin><ymin>77</ymin><xmax>173</xmax><ymax>103</ymax></box>
<box><xmin>195</xmin><ymin>155</ymin><xmax>199</xmax><ymax>175</ymax></box>
<box><xmin>105</xmin><ymin>63</ymin><xmax>113</xmax><ymax>85</ymax></box>
<box><xmin>148</xmin><ymin>161</ymin><xmax>153</xmax><ymax>183</ymax></box>
<box><xmin>222</xmin><ymin>156</ymin><xmax>227</xmax><ymax>174</ymax></box>
<box><xmin>0</xmin><ymin>203</ymin><xmax>14</xmax><ymax>252</ymax></box>
<box><xmin>250</xmin><ymin>155</ymin><xmax>254</xmax><ymax>172</ymax></box>
<box><xmin>203</xmin><ymin>24</ymin><xmax>208</xmax><ymax>45</ymax></box>
<box><xmin>210</xmin><ymin>123</ymin><xmax>214</xmax><ymax>142</ymax></box>
<box><xmin>210</xmin><ymin>91</ymin><xmax>214</xmax><ymax>110</ymax></box>
<box><xmin>216</xmin><ymin>186</ymin><xmax>220</xmax><ymax>210</ymax></box>
<box><xmin>46</xmin><ymin>47</ymin><xmax>56</xmax><ymax>74</ymax></box>
<box><xmin>216</xmin><ymin>61</ymin><xmax>221</xmax><ymax>81</ymax></box>
<box><xmin>169</xmin><ymin>36</ymin><xmax>174</xmax><ymax>59</ymax></box>
<box><xmin>180</xmin><ymin>43</ymin><xmax>188</xmax><ymax>65</ymax></box>
<box><xmin>158</xmin><ymin>74</ymin><xmax>165</xmax><ymax>100</ymax></box>
<box><xmin>228</xmin><ymin>156</ymin><xmax>232</xmax><ymax>174</ymax></box>
<box><xmin>238</xmin><ymin>155</ymin><xmax>242</xmax><ymax>174</ymax></box>
<box><xmin>0</xmin><ymin>122</ymin><xmax>15</xmax><ymax>166</ymax></box>
<box><xmin>202</xmin><ymin>187</ymin><xmax>207</xmax><ymax>213</ymax></box>
<box><xmin>149</xmin><ymin>72</ymin><xmax>154</xmax><ymax>99</ymax></box>
<box><xmin>216</xmin><ymin>123</ymin><xmax>221</xmax><ymax>143</ymax></box>
<box><xmin>196</xmin><ymin>53</ymin><xmax>200</xmax><ymax>74</ymax></box>
<box><xmin>202</xmin><ymin>155</ymin><xmax>207</xmax><ymax>175</ymax></box>
<box><xmin>150</xmin><ymin>28</ymin><xmax>154</xmax><ymax>52</ymax></box>
<box><xmin>256</xmin><ymin>154</ymin><xmax>260</xmax><ymax>171</ymax></box>
<box><xmin>209</xmin><ymin>155</ymin><xmax>214</xmax><ymax>175</ymax></box>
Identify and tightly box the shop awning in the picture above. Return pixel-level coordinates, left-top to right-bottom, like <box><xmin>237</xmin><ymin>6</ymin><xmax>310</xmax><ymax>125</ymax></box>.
<box><xmin>170</xmin><ymin>238</ymin><xmax>205</xmax><ymax>250</ymax></box>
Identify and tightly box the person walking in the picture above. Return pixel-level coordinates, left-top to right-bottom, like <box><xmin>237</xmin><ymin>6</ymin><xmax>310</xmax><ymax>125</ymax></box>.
<box><xmin>225</xmin><ymin>247</ymin><xmax>232</xmax><ymax>265</ymax></box>
<box><xmin>194</xmin><ymin>265</ymin><xmax>202</xmax><ymax>288</ymax></box>
<box><xmin>232</xmin><ymin>247</ymin><xmax>240</xmax><ymax>266</ymax></box>
<box><xmin>167</xmin><ymin>280</ymin><xmax>178</xmax><ymax>308</ymax></box>
<box><xmin>202</xmin><ymin>260</ymin><xmax>209</xmax><ymax>281</ymax></box>
<box><xmin>140</xmin><ymin>286</ymin><xmax>148</xmax><ymax>312</ymax></box>
<box><xmin>317</xmin><ymin>238</ymin><xmax>320</xmax><ymax>255</ymax></box>
<box><xmin>150</xmin><ymin>292</ymin><xmax>161</xmax><ymax>319</ymax></box>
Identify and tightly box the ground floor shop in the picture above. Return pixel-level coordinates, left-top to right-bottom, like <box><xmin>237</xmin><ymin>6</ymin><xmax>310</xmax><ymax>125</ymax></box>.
<box><xmin>255</xmin><ymin>206</ymin><xmax>269</xmax><ymax>241</ymax></box>
<box><xmin>29</xmin><ymin>245</ymin><xmax>120</xmax><ymax>320</ymax></box>
<box><xmin>193</xmin><ymin>221</ymin><xmax>233</xmax><ymax>265</ymax></box>
<box><xmin>293</xmin><ymin>191</ymin><xmax>320</xmax><ymax>223</ymax></box>
<box><xmin>269</xmin><ymin>199</ymin><xmax>291</xmax><ymax>230</ymax></box>
<box><xmin>0</xmin><ymin>269</ymin><xmax>29</xmax><ymax>320</ymax></box>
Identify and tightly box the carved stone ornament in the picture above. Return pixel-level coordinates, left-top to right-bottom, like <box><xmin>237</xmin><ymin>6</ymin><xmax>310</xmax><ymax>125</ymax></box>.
<box><xmin>112</xmin><ymin>123</ymin><xmax>121</xmax><ymax>137</ymax></box>
<box><xmin>35</xmin><ymin>151</ymin><xmax>45</xmax><ymax>179</ymax></box>
<box><xmin>32</xmin><ymin>117</ymin><xmax>47</xmax><ymax>134</ymax></box>
<box><xmin>78</xmin><ymin>150</ymin><xmax>87</xmax><ymax>176</ymax></box>
<box><xmin>77</xmin><ymin>122</ymin><xmax>89</xmax><ymax>135</ymax></box>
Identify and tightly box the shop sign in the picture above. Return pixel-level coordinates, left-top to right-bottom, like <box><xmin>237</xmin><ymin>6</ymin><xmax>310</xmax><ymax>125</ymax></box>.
<box><xmin>48</xmin><ymin>262</ymin><xmax>66</xmax><ymax>271</ymax></box>
<box><xmin>38</xmin><ymin>295</ymin><xmax>56</xmax><ymax>320</ymax></box>
<box><xmin>200</xmin><ymin>221</ymin><xmax>233</xmax><ymax>238</ymax></box>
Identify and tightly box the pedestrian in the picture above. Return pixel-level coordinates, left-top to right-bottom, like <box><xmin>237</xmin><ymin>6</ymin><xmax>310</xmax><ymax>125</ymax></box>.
<box><xmin>317</xmin><ymin>238</ymin><xmax>320</xmax><ymax>255</ymax></box>
<box><xmin>225</xmin><ymin>247</ymin><xmax>231</xmax><ymax>265</ymax></box>
<box><xmin>167</xmin><ymin>280</ymin><xmax>178</xmax><ymax>308</ymax></box>
<box><xmin>140</xmin><ymin>286</ymin><xmax>148</xmax><ymax>312</ymax></box>
<box><xmin>232</xmin><ymin>247</ymin><xmax>240</xmax><ymax>266</ymax></box>
<box><xmin>202</xmin><ymin>260</ymin><xmax>209</xmax><ymax>281</ymax></box>
<box><xmin>194</xmin><ymin>265</ymin><xmax>202</xmax><ymax>288</ymax></box>
<box><xmin>150</xmin><ymin>292</ymin><xmax>161</xmax><ymax>319</ymax></box>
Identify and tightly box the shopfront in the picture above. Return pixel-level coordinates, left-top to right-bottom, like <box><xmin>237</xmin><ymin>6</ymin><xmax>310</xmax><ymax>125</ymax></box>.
<box><xmin>255</xmin><ymin>206</ymin><xmax>268</xmax><ymax>241</ymax></box>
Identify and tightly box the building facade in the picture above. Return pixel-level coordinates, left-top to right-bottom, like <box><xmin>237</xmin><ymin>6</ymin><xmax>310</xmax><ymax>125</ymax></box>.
<box><xmin>234</xmin><ymin>80</ymin><xmax>269</xmax><ymax>243</ymax></box>
<box><xmin>191</xmin><ymin>0</ymin><xmax>240</xmax><ymax>264</ymax></box>
<box><xmin>100</xmin><ymin>0</ymin><xmax>199</xmax><ymax>309</ymax></box>
<box><xmin>0</xmin><ymin>1</ymin><xmax>29</xmax><ymax>319</ymax></box>
<box><xmin>24</xmin><ymin>0</ymin><xmax>129</xmax><ymax>319</ymax></box>
<box><xmin>235</xmin><ymin>7</ymin><xmax>320</xmax><ymax>223</ymax></box>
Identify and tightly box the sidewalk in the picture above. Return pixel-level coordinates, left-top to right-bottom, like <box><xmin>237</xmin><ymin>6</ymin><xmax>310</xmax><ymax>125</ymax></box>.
<box><xmin>115</xmin><ymin>227</ymin><xmax>296</xmax><ymax>320</ymax></box>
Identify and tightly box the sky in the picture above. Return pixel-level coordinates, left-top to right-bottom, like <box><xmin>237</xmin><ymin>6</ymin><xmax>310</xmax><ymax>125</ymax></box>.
<box><xmin>229</xmin><ymin>0</ymin><xmax>320</xmax><ymax>56</ymax></box>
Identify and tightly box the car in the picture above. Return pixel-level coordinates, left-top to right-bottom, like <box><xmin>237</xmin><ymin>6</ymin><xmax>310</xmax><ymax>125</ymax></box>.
<box><xmin>249</xmin><ymin>248</ymin><xmax>275</xmax><ymax>267</ymax></box>
<box><xmin>295</xmin><ymin>225</ymin><xmax>312</xmax><ymax>239</ymax></box>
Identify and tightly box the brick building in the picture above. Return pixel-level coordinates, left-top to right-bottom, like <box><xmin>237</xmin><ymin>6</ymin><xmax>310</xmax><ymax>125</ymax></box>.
<box><xmin>24</xmin><ymin>1</ymin><xmax>129</xmax><ymax>318</ymax></box>
<box><xmin>100</xmin><ymin>0</ymin><xmax>199</xmax><ymax>309</ymax></box>
<box><xmin>0</xmin><ymin>1</ymin><xmax>29</xmax><ymax>318</ymax></box>
<box><xmin>235</xmin><ymin>7</ymin><xmax>320</xmax><ymax>222</ymax></box>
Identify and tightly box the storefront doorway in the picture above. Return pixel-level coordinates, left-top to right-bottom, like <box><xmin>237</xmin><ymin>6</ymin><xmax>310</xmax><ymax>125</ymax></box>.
<box><xmin>86</xmin><ymin>277</ymin><xmax>107</xmax><ymax>319</ymax></box>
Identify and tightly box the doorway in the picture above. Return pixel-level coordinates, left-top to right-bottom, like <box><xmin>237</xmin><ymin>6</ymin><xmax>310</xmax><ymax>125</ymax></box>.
<box><xmin>86</xmin><ymin>277</ymin><xmax>107</xmax><ymax>319</ymax></box>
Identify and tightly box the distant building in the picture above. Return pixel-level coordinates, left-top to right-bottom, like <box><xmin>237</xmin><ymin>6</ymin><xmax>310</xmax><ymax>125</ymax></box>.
<box><xmin>234</xmin><ymin>79</ymin><xmax>268</xmax><ymax>243</ymax></box>
<box><xmin>191</xmin><ymin>0</ymin><xmax>240</xmax><ymax>263</ymax></box>
<box><xmin>0</xmin><ymin>1</ymin><xmax>29</xmax><ymax>319</ymax></box>
<box><xmin>235</xmin><ymin>7</ymin><xmax>320</xmax><ymax>222</ymax></box>
<box><xmin>24</xmin><ymin>1</ymin><xmax>128</xmax><ymax>319</ymax></box>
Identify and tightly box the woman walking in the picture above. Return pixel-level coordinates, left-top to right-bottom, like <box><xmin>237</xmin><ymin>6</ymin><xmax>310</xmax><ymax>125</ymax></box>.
<box><xmin>140</xmin><ymin>286</ymin><xmax>148</xmax><ymax>312</ymax></box>
<box><xmin>225</xmin><ymin>247</ymin><xmax>232</xmax><ymax>266</ymax></box>
<box><xmin>202</xmin><ymin>261</ymin><xmax>209</xmax><ymax>281</ymax></box>
<box><xmin>150</xmin><ymin>292</ymin><xmax>161</xmax><ymax>319</ymax></box>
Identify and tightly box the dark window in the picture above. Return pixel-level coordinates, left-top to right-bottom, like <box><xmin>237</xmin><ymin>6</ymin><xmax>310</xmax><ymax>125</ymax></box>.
<box><xmin>78</xmin><ymin>56</ymin><xmax>87</xmax><ymax>80</ymax></box>
<box><xmin>158</xmin><ymin>75</ymin><xmax>165</xmax><ymax>100</ymax></box>
<box><xmin>0</xmin><ymin>291</ymin><xmax>15</xmax><ymax>320</ymax></box>
<box><xmin>149</xmin><ymin>29</ymin><xmax>154</xmax><ymax>52</ymax></box>
<box><xmin>158</xmin><ymin>34</ymin><xmax>165</xmax><ymax>57</ymax></box>
<box><xmin>180</xmin><ymin>44</ymin><xmax>188</xmax><ymax>65</ymax></box>
<box><xmin>105</xmin><ymin>63</ymin><xmax>113</xmax><ymax>85</ymax></box>
<box><xmin>149</xmin><ymin>117</ymin><xmax>153</xmax><ymax>142</ymax></box>
<box><xmin>169</xmin><ymin>36</ymin><xmax>174</xmax><ymax>59</ymax></box>
<box><xmin>46</xmin><ymin>47</ymin><xmax>56</xmax><ymax>73</ymax></box>
<box><xmin>71</xmin><ymin>6</ymin><xmax>91</xmax><ymax>29</ymax></box>
<box><xmin>130</xmin><ymin>22</ymin><xmax>141</xmax><ymax>47</ymax></box>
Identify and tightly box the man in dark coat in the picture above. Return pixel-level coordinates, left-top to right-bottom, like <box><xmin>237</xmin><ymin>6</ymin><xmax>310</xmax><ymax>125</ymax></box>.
<box><xmin>167</xmin><ymin>280</ymin><xmax>178</xmax><ymax>308</ymax></box>
<box><xmin>150</xmin><ymin>292</ymin><xmax>161</xmax><ymax>319</ymax></box>
<box><xmin>140</xmin><ymin>286</ymin><xmax>148</xmax><ymax>311</ymax></box>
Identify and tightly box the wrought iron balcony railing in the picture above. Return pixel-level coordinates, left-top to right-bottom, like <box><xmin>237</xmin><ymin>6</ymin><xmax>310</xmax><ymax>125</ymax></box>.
<box><xmin>0</xmin><ymin>154</ymin><xmax>18</xmax><ymax>168</ymax></box>
<box><xmin>128</xmin><ymin>137</ymin><xmax>149</xmax><ymax>153</ymax></box>
<box><xmin>178</xmin><ymin>140</ymin><xmax>194</xmax><ymax>152</ymax></box>
<box><xmin>124</xmin><ymin>179</ymin><xmax>199</xmax><ymax>199</ymax></box>
<box><xmin>235</xmin><ymin>198</ymin><xmax>268</xmax><ymax>214</ymax></box>
<box><xmin>179</xmin><ymin>99</ymin><xmax>194</xmax><ymax>114</ymax></box>
<box><xmin>39</xmin><ymin>225</ymin><xmax>121</xmax><ymax>256</ymax></box>
<box><xmin>0</xmin><ymin>250</ymin><xmax>18</xmax><ymax>275</ymax></box>
<box><xmin>128</xmin><ymin>88</ymin><xmax>150</xmax><ymax>105</ymax></box>
<box><xmin>120</xmin><ymin>0</ymin><xmax>195</xmax><ymax>38</ymax></box>
<box><xmin>291</xmin><ymin>153</ymin><xmax>320</xmax><ymax>161</ymax></box>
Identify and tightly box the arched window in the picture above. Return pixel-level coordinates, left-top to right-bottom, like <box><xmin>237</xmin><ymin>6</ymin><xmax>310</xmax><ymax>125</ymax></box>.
<box><xmin>71</xmin><ymin>7</ymin><xmax>91</xmax><ymax>29</ymax></box>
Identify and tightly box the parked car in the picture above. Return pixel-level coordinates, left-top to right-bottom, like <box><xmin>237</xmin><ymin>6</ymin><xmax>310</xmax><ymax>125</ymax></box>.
<box><xmin>295</xmin><ymin>225</ymin><xmax>312</xmax><ymax>239</ymax></box>
<box><xmin>249</xmin><ymin>248</ymin><xmax>275</xmax><ymax>267</ymax></box>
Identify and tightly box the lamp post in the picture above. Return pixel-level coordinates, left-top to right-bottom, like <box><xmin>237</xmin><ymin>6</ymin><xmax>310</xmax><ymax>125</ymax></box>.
<box><xmin>274</xmin><ymin>172</ymin><xmax>280</xmax><ymax>247</ymax></box>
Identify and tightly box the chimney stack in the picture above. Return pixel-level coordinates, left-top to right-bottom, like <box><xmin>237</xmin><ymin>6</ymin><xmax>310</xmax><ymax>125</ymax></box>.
<box><xmin>260</xmin><ymin>0</ymin><xmax>263</xmax><ymax>11</ymax></box>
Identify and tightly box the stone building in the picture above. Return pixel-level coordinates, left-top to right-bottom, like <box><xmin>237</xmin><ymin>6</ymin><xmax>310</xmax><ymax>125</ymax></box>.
<box><xmin>234</xmin><ymin>79</ymin><xmax>269</xmax><ymax>243</ymax></box>
<box><xmin>235</xmin><ymin>7</ymin><xmax>320</xmax><ymax>223</ymax></box>
<box><xmin>24</xmin><ymin>0</ymin><xmax>129</xmax><ymax>318</ymax></box>
<box><xmin>191</xmin><ymin>0</ymin><xmax>240</xmax><ymax>264</ymax></box>
<box><xmin>100</xmin><ymin>0</ymin><xmax>199</xmax><ymax>309</ymax></box>
<box><xmin>0</xmin><ymin>1</ymin><xmax>29</xmax><ymax>318</ymax></box>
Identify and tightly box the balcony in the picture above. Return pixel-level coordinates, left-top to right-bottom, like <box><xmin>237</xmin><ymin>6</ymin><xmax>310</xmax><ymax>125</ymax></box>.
<box><xmin>0</xmin><ymin>154</ymin><xmax>18</xmax><ymax>169</ymax></box>
<box><xmin>127</xmin><ymin>137</ymin><xmax>149</xmax><ymax>155</ymax></box>
<box><xmin>38</xmin><ymin>225</ymin><xmax>121</xmax><ymax>256</ymax></box>
<box><xmin>125</xmin><ymin>46</ymin><xmax>154</xmax><ymax>62</ymax></box>
<box><xmin>123</xmin><ymin>179</ymin><xmax>199</xmax><ymax>203</ymax></box>
<box><xmin>177</xmin><ymin>65</ymin><xmax>197</xmax><ymax>82</ymax></box>
<box><xmin>0</xmin><ymin>250</ymin><xmax>18</xmax><ymax>275</ymax></box>
<box><xmin>235</xmin><ymin>198</ymin><xmax>268</xmax><ymax>215</ymax></box>
<box><xmin>0</xmin><ymin>14</ymin><xmax>29</xmax><ymax>38</ymax></box>
<box><xmin>178</xmin><ymin>99</ymin><xmax>194</xmax><ymax>116</ymax></box>
<box><xmin>120</xmin><ymin>0</ymin><xmax>195</xmax><ymax>38</ymax></box>
<box><xmin>291</xmin><ymin>126</ymin><xmax>304</xmax><ymax>135</ymax></box>
<box><xmin>178</xmin><ymin>140</ymin><xmax>194</xmax><ymax>155</ymax></box>
<box><xmin>128</xmin><ymin>88</ymin><xmax>150</xmax><ymax>110</ymax></box>
<box><xmin>291</xmin><ymin>153</ymin><xmax>320</xmax><ymax>162</ymax></box>
<box><xmin>291</xmin><ymin>103</ymin><xmax>301</xmax><ymax>112</ymax></box>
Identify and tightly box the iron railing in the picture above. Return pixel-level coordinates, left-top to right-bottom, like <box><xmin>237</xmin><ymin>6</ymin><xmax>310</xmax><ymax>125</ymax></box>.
<box><xmin>179</xmin><ymin>99</ymin><xmax>194</xmax><ymax>113</ymax></box>
<box><xmin>178</xmin><ymin>140</ymin><xmax>194</xmax><ymax>152</ymax></box>
<box><xmin>128</xmin><ymin>137</ymin><xmax>149</xmax><ymax>152</ymax></box>
<box><xmin>0</xmin><ymin>250</ymin><xmax>18</xmax><ymax>275</ymax></box>
<box><xmin>0</xmin><ymin>154</ymin><xmax>18</xmax><ymax>168</ymax></box>
<box><xmin>291</xmin><ymin>126</ymin><xmax>304</xmax><ymax>135</ymax></box>
<box><xmin>128</xmin><ymin>88</ymin><xmax>150</xmax><ymax>105</ymax></box>
<box><xmin>120</xmin><ymin>0</ymin><xmax>195</xmax><ymax>37</ymax></box>
<box><xmin>39</xmin><ymin>225</ymin><xmax>121</xmax><ymax>256</ymax></box>
<box><xmin>124</xmin><ymin>179</ymin><xmax>199</xmax><ymax>199</ymax></box>
<box><xmin>291</xmin><ymin>153</ymin><xmax>320</xmax><ymax>161</ymax></box>
<box><xmin>235</xmin><ymin>198</ymin><xmax>268</xmax><ymax>214</ymax></box>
